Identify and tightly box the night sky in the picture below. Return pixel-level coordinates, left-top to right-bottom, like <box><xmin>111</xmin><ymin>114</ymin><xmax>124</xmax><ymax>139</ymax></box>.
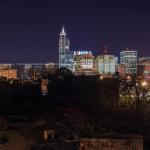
<box><xmin>0</xmin><ymin>0</ymin><xmax>150</xmax><ymax>63</ymax></box>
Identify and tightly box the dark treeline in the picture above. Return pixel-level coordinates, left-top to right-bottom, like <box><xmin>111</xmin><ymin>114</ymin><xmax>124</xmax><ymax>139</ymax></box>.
<box><xmin>48</xmin><ymin>74</ymin><xmax>119</xmax><ymax>109</ymax></box>
<box><xmin>0</xmin><ymin>79</ymin><xmax>41</xmax><ymax>113</ymax></box>
<box><xmin>0</xmin><ymin>68</ymin><xmax>119</xmax><ymax>113</ymax></box>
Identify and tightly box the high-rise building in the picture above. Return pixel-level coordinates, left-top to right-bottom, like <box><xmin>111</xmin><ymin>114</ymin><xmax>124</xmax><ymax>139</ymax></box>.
<box><xmin>59</xmin><ymin>26</ymin><xmax>73</xmax><ymax>71</ymax></box>
<box><xmin>74</xmin><ymin>52</ymin><xmax>95</xmax><ymax>75</ymax></box>
<box><xmin>120</xmin><ymin>49</ymin><xmax>137</xmax><ymax>74</ymax></box>
<box><xmin>73</xmin><ymin>50</ymin><xmax>92</xmax><ymax>72</ymax></box>
<box><xmin>138</xmin><ymin>57</ymin><xmax>150</xmax><ymax>78</ymax></box>
<box><xmin>95</xmin><ymin>46</ymin><xmax>118</xmax><ymax>75</ymax></box>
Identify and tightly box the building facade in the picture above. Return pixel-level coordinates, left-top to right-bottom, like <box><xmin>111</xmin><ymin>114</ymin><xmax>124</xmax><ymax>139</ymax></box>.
<box><xmin>138</xmin><ymin>57</ymin><xmax>150</xmax><ymax>79</ymax></box>
<box><xmin>0</xmin><ymin>64</ymin><xmax>12</xmax><ymax>70</ymax></box>
<box><xmin>118</xmin><ymin>64</ymin><xmax>126</xmax><ymax>78</ymax></box>
<box><xmin>45</xmin><ymin>63</ymin><xmax>58</xmax><ymax>74</ymax></box>
<box><xmin>120</xmin><ymin>50</ymin><xmax>137</xmax><ymax>74</ymax></box>
<box><xmin>59</xmin><ymin>26</ymin><xmax>73</xmax><ymax>71</ymax></box>
<box><xmin>12</xmin><ymin>63</ymin><xmax>47</xmax><ymax>80</ymax></box>
<box><xmin>95</xmin><ymin>54</ymin><xmax>118</xmax><ymax>75</ymax></box>
<box><xmin>95</xmin><ymin>46</ymin><xmax>118</xmax><ymax>75</ymax></box>
<box><xmin>0</xmin><ymin>69</ymin><xmax>17</xmax><ymax>79</ymax></box>
<box><xmin>74</xmin><ymin>51</ymin><xmax>92</xmax><ymax>56</ymax></box>
<box><xmin>73</xmin><ymin>51</ymin><xmax>92</xmax><ymax>72</ymax></box>
<box><xmin>74</xmin><ymin>52</ymin><xmax>95</xmax><ymax>75</ymax></box>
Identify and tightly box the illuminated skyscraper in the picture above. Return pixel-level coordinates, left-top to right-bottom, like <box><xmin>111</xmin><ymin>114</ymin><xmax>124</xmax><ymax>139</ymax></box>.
<box><xmin>95</xmin><ymin>46</ymin><xmax>118</xmax><ymax>75</ymax></box>
<box><xmin>59</xmin><ymin>26</ymin><xmax>73</xmax><ymax>71</ymax></box>
<box><xmin>120</xmin><ymin>49</ymin><xmax>137</xmax><ymax>74</ymax></box>
<box><xmin>73</xmin><ymin>51</ymin><xmax>95</xmax><ymax>75</ymax></box>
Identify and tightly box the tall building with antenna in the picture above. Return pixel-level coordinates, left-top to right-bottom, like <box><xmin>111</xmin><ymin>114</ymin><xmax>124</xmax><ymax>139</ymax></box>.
<box><xmin>59</xmin><ymin>26</ymin><xmax>73</xmax><ymax>71</ymax></box>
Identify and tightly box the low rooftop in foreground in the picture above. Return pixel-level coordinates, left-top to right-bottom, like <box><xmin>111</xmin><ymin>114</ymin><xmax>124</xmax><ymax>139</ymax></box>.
<box><xmin>80</xmin><ymin>134</ymin><xmax>143</xmax><ymax>150</ymax></box>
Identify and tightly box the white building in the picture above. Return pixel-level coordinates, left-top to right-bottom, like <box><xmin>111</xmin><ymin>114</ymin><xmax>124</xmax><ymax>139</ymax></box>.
<box><xmin>95</xmin><ymin>46</ymin><xmax>118</xmax><ymax>75</ymax></box>
<box><xmin>95</xmin><ymin>54</ymin><xmax>118</xmax><ymax>75</ymax></box>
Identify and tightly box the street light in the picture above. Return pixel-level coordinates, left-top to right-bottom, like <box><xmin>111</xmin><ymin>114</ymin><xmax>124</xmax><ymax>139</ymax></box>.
<box><xmin>141</xmin><ymin>81</ymin><xmax>148</xmax><ymax>87</ymax></box>
<box><xmin>99</xmin><ymin>75</ymin><xmax>104</xmax><ymax>80</ymax></box>
<box><xmin>127</xmin><ymin>75</ymin><xmax>131</xmax><ymax>80</ymax></box>
<box><xmin>135</xmin><ymin>80</ymin><xmax>149</xmax><ymax>112</ymax></box>
<box><xmin>126</xmin><ymin>75</ymin><xmax>132</xmax><ymax>82</ymax></box>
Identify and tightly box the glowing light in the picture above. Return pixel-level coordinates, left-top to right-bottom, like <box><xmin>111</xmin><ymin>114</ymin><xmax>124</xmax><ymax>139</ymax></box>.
<box><xmin>141</xmin><ymin>81</ymin><xmax>148</xmax><ymax>87</ymax></box>
<box><xmin>127</xmin><ymin>75</ymin><xmax>131</xmax><ymax>80</ymax></box>
<box><xmin>99</xmin><ymin>75</ymin><xmax>104</xmax><ymax>80</ymax></box>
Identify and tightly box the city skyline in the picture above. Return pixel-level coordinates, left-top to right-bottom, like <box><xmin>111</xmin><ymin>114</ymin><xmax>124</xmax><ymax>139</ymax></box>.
<box><xmin>0</xmin><ymin>1</ymin><xmax>150</xmax><ymax>62</ymax></box>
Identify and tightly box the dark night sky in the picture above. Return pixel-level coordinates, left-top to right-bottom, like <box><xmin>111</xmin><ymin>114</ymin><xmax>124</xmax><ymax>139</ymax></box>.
<box><xmin>0</xmin><ymin>0</ymin><xmax>150</xmax><ymax>63</ymax></box>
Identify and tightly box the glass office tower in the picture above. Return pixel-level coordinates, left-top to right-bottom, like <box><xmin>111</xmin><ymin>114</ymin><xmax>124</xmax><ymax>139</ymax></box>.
<box><xmin>59</xmin><ymin>26</ymin><xmax>73</xmax><ymax>71</ymax></box>
<box><xmin>120</xmin><ymin>50</ymin><xmax>137</xmax><ymax>74</ymax></box>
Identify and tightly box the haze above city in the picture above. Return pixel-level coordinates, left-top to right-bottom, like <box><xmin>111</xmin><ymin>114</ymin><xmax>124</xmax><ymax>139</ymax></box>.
<box><xmin>0</xmin><ymin>0</ymin><xmax>150</xmax><ymax>63</ymax></box>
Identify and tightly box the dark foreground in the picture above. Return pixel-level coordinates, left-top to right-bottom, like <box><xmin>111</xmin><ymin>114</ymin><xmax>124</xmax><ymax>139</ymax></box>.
<box><xmin>0</xmin><ymin>75</ymin><xmax>149</xmax><ymax>149</ymax></box>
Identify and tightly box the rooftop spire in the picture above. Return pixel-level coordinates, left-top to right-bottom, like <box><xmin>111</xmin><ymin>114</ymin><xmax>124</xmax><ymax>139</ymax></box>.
<box><xmin>104</xmin><ymin>44</ymin><xmax>108</xmax><ymax>54</ymax></box>
<box><xmin>60</xmin><ymin>25</ymin><xmax>66</xmax><ymax>35</ymax></box>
